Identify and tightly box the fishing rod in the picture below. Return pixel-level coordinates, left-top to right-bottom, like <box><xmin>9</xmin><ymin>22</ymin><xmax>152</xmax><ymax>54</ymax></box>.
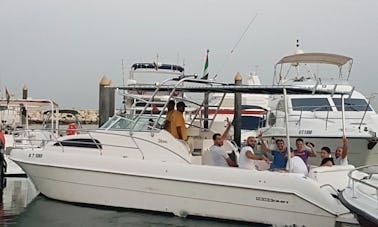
<box><xmin>215</xmin><ymin>13</ymin><xmax>258</xmax><ymax>78</ymax></box>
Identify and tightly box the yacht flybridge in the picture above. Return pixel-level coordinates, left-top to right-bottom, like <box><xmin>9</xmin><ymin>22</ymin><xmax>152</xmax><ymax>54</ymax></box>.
<box><xmin>9</xmin><ymin>77</ymin><xmax>359</xmax><ymax>226</ymax></box>
<box><xmin>260</xmin><ymin>52</ymin><xmax>378</xmax><ymax>166</ymax></box>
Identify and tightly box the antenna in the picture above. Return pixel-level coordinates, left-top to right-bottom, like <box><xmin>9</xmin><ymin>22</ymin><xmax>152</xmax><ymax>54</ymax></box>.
<box><xmin>122</xmin><ymin>59</ymin><xmax>125</xmax><ymax>86</ymax></box>
<box><xmin>216</xmin><ymin>13</ymin><xmax>258</xmax><ymax>76</ymax></box>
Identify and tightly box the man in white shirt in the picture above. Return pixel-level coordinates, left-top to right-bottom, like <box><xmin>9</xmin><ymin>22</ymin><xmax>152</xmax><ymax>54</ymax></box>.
<box><xmin>286</xmin><ymin>152</ymin><xmax>308</xmax><ymax>175</ymax></box>
<box><xmin>335</xmin><ymin>136</ymin><xmax>348</xmax><ymax>165</ymax></box>
<box><xmin>239</xmin><ymin>136</ymin><xmax>269</xmax><ymax>170</ymax></box>
<box><xmin>209</xmin><ymin>118</ymin><xmax>237</xmax><ymax>167</ymax></box>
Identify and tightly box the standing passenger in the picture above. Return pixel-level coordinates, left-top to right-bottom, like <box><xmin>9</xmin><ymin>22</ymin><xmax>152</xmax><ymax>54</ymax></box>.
<box><xmin>164</xmin><ymin>100</ymin><xmax>175</xmax><ymax>132</ymax></box>
<box><xmin>170</xmin><ymin>101</ymin><xmax>187</xmax><ymax>140</ymax></box>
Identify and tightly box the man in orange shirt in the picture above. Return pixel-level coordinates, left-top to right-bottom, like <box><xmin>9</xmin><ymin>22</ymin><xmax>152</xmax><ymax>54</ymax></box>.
<box><xmin>170</xmin><ymin>101</ymin><xmax>187</xmax><ymax>140</ymax></box>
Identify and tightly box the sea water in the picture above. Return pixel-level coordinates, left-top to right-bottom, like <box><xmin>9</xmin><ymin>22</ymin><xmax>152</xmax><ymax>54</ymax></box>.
<box><xmin>0</xmin><ymin>178</ymin><xmax>268</xmax><ymax>227</ymax></box>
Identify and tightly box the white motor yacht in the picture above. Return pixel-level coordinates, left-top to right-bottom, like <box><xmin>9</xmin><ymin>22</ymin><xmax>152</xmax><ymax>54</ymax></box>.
<box><xmin>0</xmin><ymin>99</ymin><xmax>59</xmax><ymax>177</ymax></box>
<box><xmin>340</xmin><ymin>165</ymin><xmax>378</xmax><ymax>227</ymax></box>
<box><xmin>260</xmin><ymin>51</ymin><xmax>378</xmax><ymax>166</ymax></box>
<box><xmin>9</xmin><ymin>78</ymin><xmax>358</xmax><ymax>226</ymax></box>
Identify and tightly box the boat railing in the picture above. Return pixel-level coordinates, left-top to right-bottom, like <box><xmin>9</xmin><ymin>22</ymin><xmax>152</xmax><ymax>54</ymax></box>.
<box><xmin>347</xmin><ymin>164</ymin><xmax>378</xmax><ymax>203</ymax></box>
<box><xmin>358</xmin><ymin>93</ymin><xmax>378</xmax><ymax>132</ymax></box>
<box><xmin>123</xmin><ymin>76</ymin><xmax>227</xmax><ymax>134</ymax></box>
<box><xmin>272</xmin><ymin>103</ymin><xmax>368</xmax><ymax>131</ymax></box>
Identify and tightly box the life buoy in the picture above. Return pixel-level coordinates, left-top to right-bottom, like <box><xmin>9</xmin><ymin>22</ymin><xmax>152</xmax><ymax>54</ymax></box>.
<box><xmin>66</xmin><ymin>123</ymin><xmax>79</xmax><ymax>136</ymax></box>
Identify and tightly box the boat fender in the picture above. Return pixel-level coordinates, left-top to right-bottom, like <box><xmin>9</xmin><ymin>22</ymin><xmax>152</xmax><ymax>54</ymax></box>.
<box><xmin>66</xmin><ymin>123</ymin><xmax>79</xmax><ymax>136</ymax></box>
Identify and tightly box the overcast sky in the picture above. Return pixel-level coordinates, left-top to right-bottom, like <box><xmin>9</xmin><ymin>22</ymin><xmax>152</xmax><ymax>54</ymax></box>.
<box><xmin>1</xmin><ymin>0</ymin><xmax>378</xmax><ymax>109</ymax></box>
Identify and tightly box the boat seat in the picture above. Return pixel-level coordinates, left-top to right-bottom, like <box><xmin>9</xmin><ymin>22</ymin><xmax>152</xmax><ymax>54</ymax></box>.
<box><xmin>202</xmin><ymin>148</ymin><xmax>212</xmax><ymax>165</ymax></box>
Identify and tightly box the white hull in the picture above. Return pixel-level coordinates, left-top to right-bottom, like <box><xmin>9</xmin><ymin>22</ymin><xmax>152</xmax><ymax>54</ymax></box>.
<box><xmin>11</xmin><ymin>150</ymin><xmax>355</xmax><ymax>227</ymax></box>
<box><xmin>340</xmin><ymin>165</ymin><xmax>378</xmax><ymax>226</ymax></box>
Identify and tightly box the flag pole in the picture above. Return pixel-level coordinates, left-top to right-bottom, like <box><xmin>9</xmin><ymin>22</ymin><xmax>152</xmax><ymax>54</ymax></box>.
<box><xmin>203</xmin><ymin>49</ymin><xmax>209</xmax><ymax>129</ymax></box>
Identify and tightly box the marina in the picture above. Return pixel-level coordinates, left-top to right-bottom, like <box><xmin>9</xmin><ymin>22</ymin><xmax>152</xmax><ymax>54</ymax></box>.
<box><xmin>7</xmin><ymin>76</ymin><xmax>362</xmax><ymax>226</ymax></box>
<box><xmin>1</xmin><ymin>1</ymin><xmax>378</xmax><ymax>226</ymax></box>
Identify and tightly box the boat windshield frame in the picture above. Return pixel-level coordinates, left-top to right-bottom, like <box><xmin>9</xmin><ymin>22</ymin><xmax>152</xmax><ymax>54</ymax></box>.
<box><xmin>110</xmin><ymin>77</ymin><xmax>349</xmax><ymax>134</ymax></box>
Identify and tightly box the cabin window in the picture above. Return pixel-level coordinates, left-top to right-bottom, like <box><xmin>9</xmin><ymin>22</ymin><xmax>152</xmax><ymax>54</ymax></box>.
<box><xmin>291</xmin><ymin>98</ymin><xmax>331</xmax><ymax>111</ymax></box>
<box><xmin>54</xmin><ymin>138</ymin><xmax>102</xmax><ymax>149</ymax></box>
<box><xmin>241</xmin><ymin>116</ymin><xmax>266</xmax><ymax>130</ymax></box>
<box><xmin>332</xmin><ymin>98</ymin><xmax>372</xmax><ymax>111</ymax></box>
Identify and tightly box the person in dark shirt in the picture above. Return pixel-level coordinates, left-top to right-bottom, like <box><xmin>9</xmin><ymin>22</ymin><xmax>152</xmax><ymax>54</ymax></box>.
<box><xmin>320</xmin><ymin>146</ymin><xmax>334</xmax><ymax>167</ymax></box>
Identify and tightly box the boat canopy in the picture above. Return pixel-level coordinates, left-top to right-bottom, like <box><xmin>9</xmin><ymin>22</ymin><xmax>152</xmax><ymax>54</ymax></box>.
<box><xmin>131</xmin><ymin>63</ymin><xmax>185</xmax><ymax>73</ymax></box>
<box><xmin>276</xmin><ymin>53</ymin><xmax>352</xmax><ymax>67</ymax></box>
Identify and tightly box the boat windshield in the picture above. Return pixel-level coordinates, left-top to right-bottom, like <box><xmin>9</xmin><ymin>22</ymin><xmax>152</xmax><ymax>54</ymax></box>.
<box><xmin>291</xmin><ymin>98</ymin><xmax>331</xmax><ymax>111</ymax></box>
<box><xmin>100</xmin><ymin>115</ymin><xmax>164</xmax><ymax>131</ymax></box>
<box><xmin>332</xmin><ymin>98</ymin><xmax>372</xmax><ymax>111</ymax></box>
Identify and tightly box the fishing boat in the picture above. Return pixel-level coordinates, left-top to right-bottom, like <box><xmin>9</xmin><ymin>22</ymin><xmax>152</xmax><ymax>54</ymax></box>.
<box><xmin>9</xmin><ymin>77</ymin><xmax>358</xmax><ymax>226</ymax></box>
<box><xmin>340</xmin><ymin>165</ymin><xmax>378</xmax><ymax>227</ymax></box>
<box><xmin>259</xmin><ymin>50</ymin><xmax>378</xmax><ymax>166</ymax></box>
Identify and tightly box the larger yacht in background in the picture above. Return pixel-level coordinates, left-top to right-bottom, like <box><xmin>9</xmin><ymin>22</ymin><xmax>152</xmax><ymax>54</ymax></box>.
<box><xmin>9</xmin><ymin>77</ymin><xmax>358</xmax><ymax>226</ymax></box>
<box><xmin>260</xmin><ymin>49</ymin><xmax>378</xmax><ymax>166</ymax></box>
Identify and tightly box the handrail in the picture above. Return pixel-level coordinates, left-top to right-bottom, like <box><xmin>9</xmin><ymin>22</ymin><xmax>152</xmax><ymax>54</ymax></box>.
<box><xmin>358</xmin><ymin>93</ymin><xmax>378</xmax><ymax>131</ymax></box>
<box><xmin>347</xmin><ymin>164</ymin><xmax>378</xmax><ymax>202</ymax></box>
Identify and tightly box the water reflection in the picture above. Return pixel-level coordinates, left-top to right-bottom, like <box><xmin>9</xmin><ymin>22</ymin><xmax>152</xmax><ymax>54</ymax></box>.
<box><xmin>2</xmin><ymin>178</ymin><xmax>268</xmax><ymax>227</ymax></box>
<box><xmin>0</xmin><ymin>178</ymin><xmax>38</xmax><ymax>226</ymax></box>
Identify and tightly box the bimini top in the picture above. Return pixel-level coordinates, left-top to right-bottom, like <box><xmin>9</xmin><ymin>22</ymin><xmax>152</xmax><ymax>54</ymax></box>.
<box><xmin>131</xmin><ymin>63</ymin><xmax>185</xmax><ymax>73</ymax></box>
<box><xmin>276</xmin><ymin>53</ymin><xmax>353</xmax><ymax>67</ymax></box>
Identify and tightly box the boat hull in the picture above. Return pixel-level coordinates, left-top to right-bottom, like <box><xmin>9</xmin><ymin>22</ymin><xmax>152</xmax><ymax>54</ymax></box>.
<box><xmin>12</xmin><ymin>156</ymin><xmax>352</xmax><ymax>227</ymax></box>
<box><xmin>340</xmin><ymin>187</ymin><xmax>378</xmax><ymax>227</ymax></box>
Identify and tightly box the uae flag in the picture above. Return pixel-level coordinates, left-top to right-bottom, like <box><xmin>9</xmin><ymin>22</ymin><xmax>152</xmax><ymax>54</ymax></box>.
<box><xmin>201</xmin><ymin>49</ymin><xmax>209</xmax><ymax>79</ymax></box>
<box><xmin>5</xmin><ymin>87</ymin><xmax>10</xmax><ymax>105</ymax></box>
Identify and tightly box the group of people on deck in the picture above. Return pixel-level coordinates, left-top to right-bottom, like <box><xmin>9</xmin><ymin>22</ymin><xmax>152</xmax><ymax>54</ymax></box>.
<box><xmin>162</xmin><ymin>101</ymin><xmax>348</xmax><ymax>175</ymax></box>
<box><xmin>208</xmin><ymin>117</ymin><xmax>349</xmax><ymax>175</ymax></box>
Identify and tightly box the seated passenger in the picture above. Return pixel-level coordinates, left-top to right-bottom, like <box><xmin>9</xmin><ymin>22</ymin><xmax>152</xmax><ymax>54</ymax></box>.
<box><xmin>164</xmin><ymin>100</ymin><xmax>175</xmax><ymax>132</ymax></box>
<box><xmin>286</xmin><ymin>152</ymin><xmax>308</xmax><ymax>175</ymax></box>
<box><xmin>239</xmin><ymin>136</ymin><xmax>269</xmax><ymax>170</ymax></box>
<box><xmin>170</xmin><ymin>101</ymin><xmax>187</xmax><ymax>141</ymax></box>
<box><xmin>320</xmin><ymin>146</ymin><xmax>334</xmax><ymax>167</ymax></box>
<box><xmin>293</xmin><ymin>138</ymin><xmax>317</xmax><ymax>165</ymax></box>
<box><xmin>335</xmin><ymin>136</ymin><xmax>348</xmax><ymax>165</ymax></box>
<box><xmin>259</xmin><ymin>134</ymin><xmax>287</xmax><ymax>170</ymax></box>
<box><xmin>209</xmin><ymin>118</ymin><xmax>237</xmax><ymax>167</ymax></box>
